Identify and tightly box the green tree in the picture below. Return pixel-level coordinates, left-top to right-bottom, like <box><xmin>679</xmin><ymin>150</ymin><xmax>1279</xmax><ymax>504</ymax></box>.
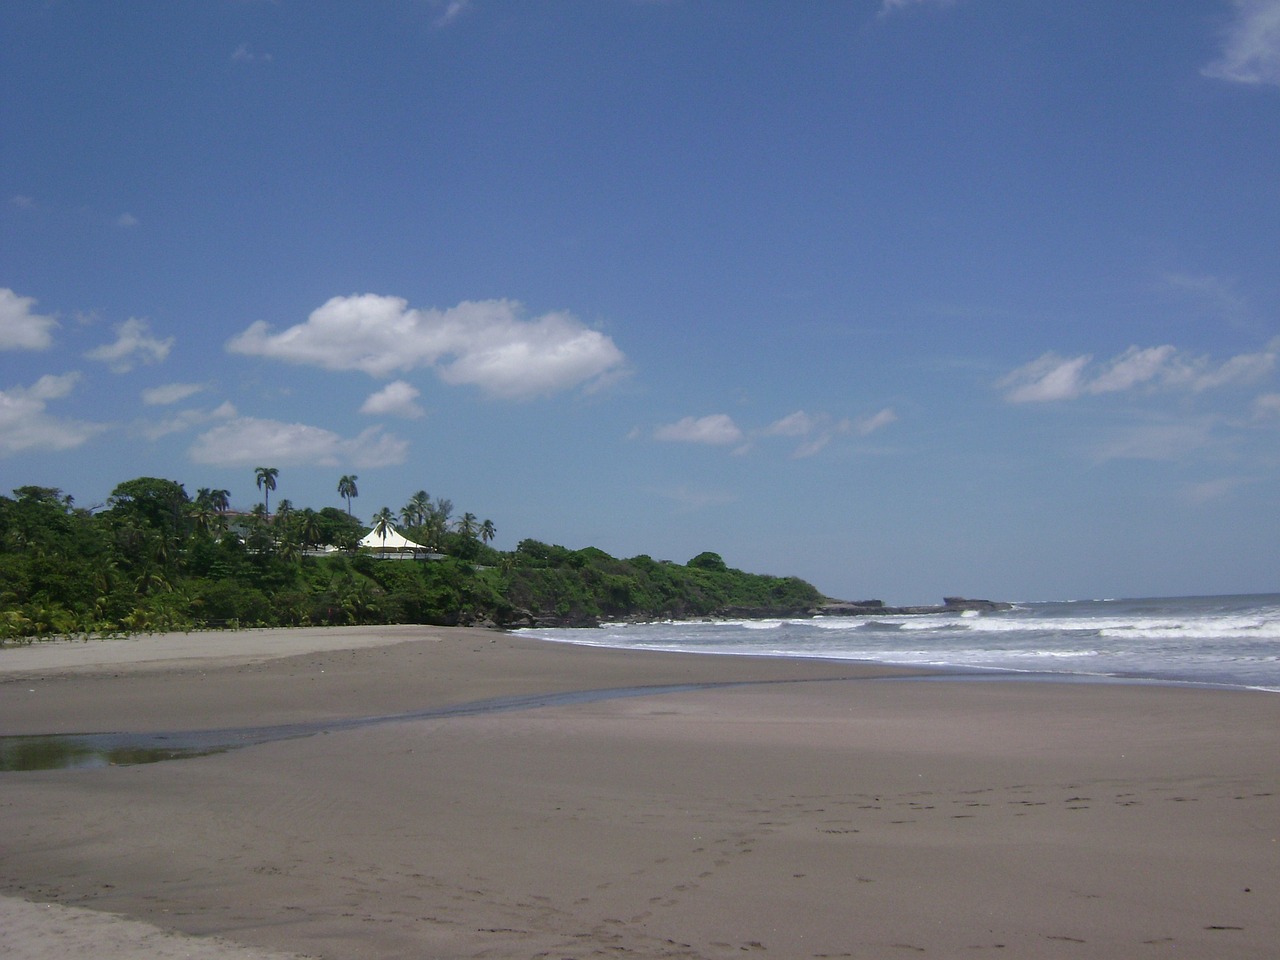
<box><xmin>337</xmin><ymin>474</ymin><xmax>359</xmax><ymax>516</ymax></box>
<box><xmin>480</xmin><ymin>518</ymin><xmax>497</xmax><ymax>544</ymax></box>
<box><xmin>254</xmin><ymin>466</ymin><xmax>279</xmax><ymax>516</ymax></box>
<box><xmin>105</xmin><ymin>478</ymin><xmax>190</xmax><ymax>540</ymax></box>
<box><xmin>190</xmin><ymin>498</ymin><xmax>217</xmax><ymax>537</ymax></box>
<box><xmin>456</xmin><ymin>512</ymin><xmax>479</xmax><ymax>539</ymax></box>
<box><xmin>371</xmin><ymin>507</ymin><xmax>395</xmax><ymax>548</ymax></box>
<box><xmin>407</xmin><ymin>490</ymin><xmax>431</xmax><ymax>527</ymax></box>
<box><xmin>297</xmin><ymin>508</ymin><xmax>322</xmax><ymax>550</ymax></box>
<box><xmin>689</xmin><ymin>551</ymin><xmax>728</xmax><ymax>573</ymax></box>
<box><xmin>208</xmin><ymin>488</ymin><xmax>231</xmax><ymax>514</ymax></box>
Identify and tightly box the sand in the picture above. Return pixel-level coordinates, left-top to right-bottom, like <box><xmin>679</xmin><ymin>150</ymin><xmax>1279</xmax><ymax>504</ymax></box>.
<box><xmin>1</xmin><ymin>625</ymin><xmax>1277</xmax><ymax>959</ymax></box>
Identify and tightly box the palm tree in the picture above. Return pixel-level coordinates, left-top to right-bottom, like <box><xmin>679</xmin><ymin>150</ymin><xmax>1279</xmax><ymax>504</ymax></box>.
<box><xmin>372</xmin><ymin>506</ymin><xmax>395</xmax><ymax>548</ymax></box>
<box><xmin>408</xmin><ymin>490</ymin><xmax>431</xmax><ymax>526</ymax></box>
<box><xmin>337</xmin><ymin>474</ymin><xmax>359</xmax><ymax>516</ymax></box>
<box><xmin>209</xmin><ymin>488</ymin><xmax>231</xmax><ymax>514</ymax></box>
<box><xmin>297</xmin><ymin>508</ymin><xmax>322</xmax><ymax>550</ymax></box>
<box><xmin>275</xmin><ymin>536</ymin><xmax>301</xmax><ymax>565</ymax></box>
<box><xmin>191</xmin><ymin>490</ymin><xmax>217</xmax><ymax>536</ymax></box>
<box><xmin>255</xmin><ymin>466</ymin><xmax>279</xmax><ymax>516</ymax></box>
<box><xmin>399</xmin><ymin>503</ymin><xmax>418</xmax><ymax>529</ymax></box>
<box><xmin>190</xmin><ymin>502</ymin><xmax>216</xmax><ymax>536</ymax></box>
<box><xmin>456</xmin><ymin>512</ymin><xmax>479</xmax><ymax>539</ymax></box>
<box><xmin>480</xmin><ymin>518</ymin><xmax>496</xmax><ymax>544</ymax></box>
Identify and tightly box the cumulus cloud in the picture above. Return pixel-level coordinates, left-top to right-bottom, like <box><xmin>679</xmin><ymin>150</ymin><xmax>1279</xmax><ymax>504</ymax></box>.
<box><xmin>189</xmin><ymin>417</ymin><xmax>408</xmax><ymax>467</ymax></box>
<box><xmin>140</xmin><ymin>401</ymin><xmax>236</xmax><ymax>441</ymax></box>
<box><xmin>763</xmin><ymin>410</ymin><xmax>854</xmax><ymax>458</ymax></box>
<box><xmin>1087</xmin><ymin>345</ymin><xmax>1179</xmax><ymax>394</ymax></box>
<box><xmin>856</xmin><ymin>407</ymin><xmax>899</xmax><ymax>436</ymax></box>
<box><xmin>654</xmin><ymin>414</ymin><xmax>744</xmax><ymax>445</ymax></box>
<box><xmin>0</xmin><ymin>288</ymin><xmax>58</xmax><ymax>351</ymax></box>
<box><xmin>1183</xmin><ymin>476</ymin><xmax>1252</xmax><ymax>504</ymax></box>
<box><xmin>432</xmin><ymin>0</ymin><xmax>471</xmax><ymax>28</ymax></box>
<box><xmin>142</xmin><ymin>382</ymin><xmax>206</xmax><ymax>406</ymax></box>
<box><xmin>360</xmin><ymin>380</ymin><xmax>425</xmax><ymax>418</ymax></box>
<box><xmin>662</xmin><ymin>408</ymin><xmax>893</xmax><ymax>458</ymax></box>
<box><xmin>1203</xmin><ymin>0</ymin><xmax>1280</xmax><ymax>85</ymax></box>
<box><xmin>1000</xmin><ymin>353</ymin><xmax>1093</xmax><ymax>402</ymax></box>
<box><xmin>231</xmin><ymin>43</ymin><xmax>272</xmax><ymax>63</ymax></box>
<box><xmin>879</xmin><ymin>0</ymin><xmax>957</xmax><ymax>16</ymax></box>
<box><xmin>1253</xmin><ymin>392</ymin><xmax>1280</xmax><ymax>418</ymax></box>
<box><xmin>86</xmin><ymin>318</ymin><xmax>173</xmax><ymax>373</ymax></box>
<box><xmin>763</xmin><ymin>411</ymin><xmax>817</xmax><ymax>437</ymax></box>
<box><xmin>227</xmin><ymin>294</ymin><xmax>627</xmax><ymax>399</ymax></box>
<box><xmin>1160</xmin><ymin>272</ymin><xmax>1248</xmax><ymax>319</ymax></box>
<box><xmin>1094</xmin><ymin>420</ymin><xmax>1216</xmax><ymax>462</ymax></box>
<box><xmin>1000</xmin><ymin>343</ymin><xmax>1276</xmax><ymax>403</ymax></box>
<box><xmin>650</xmin><ymin>485</ymin><xmax>740</xmax><ymax>511</ymax></box>
<box><xmin>0</xmin><ymin>373</ymin><xmax>107</xmax><ymax>455</ymax></box>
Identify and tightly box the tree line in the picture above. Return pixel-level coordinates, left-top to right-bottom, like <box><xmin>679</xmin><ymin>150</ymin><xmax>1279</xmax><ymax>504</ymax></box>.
<box><xmin>0</xmin><ymin>472</ymin><xmax>826</xmax><ymax>644</ymax></box>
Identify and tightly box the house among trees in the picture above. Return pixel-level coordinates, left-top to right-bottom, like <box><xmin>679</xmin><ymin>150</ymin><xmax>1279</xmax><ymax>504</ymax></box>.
<box><xmin>357</xmin><ymin>522</ymin><xmax>435</xmax><ymax>559</ymax></box>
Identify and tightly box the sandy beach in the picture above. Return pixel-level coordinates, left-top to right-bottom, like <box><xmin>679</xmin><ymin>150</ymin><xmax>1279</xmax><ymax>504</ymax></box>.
<box><xmin>2</xmin><ymin>626</ymin><xmax>1277</xmax><ymax>959</ymax></box>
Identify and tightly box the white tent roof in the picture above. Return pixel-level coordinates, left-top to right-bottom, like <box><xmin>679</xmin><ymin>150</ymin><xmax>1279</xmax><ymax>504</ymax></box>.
<box><xmin>358</xmin><ymin>523</ymin><xmax>424</xmax><ymax>552</ymax></box>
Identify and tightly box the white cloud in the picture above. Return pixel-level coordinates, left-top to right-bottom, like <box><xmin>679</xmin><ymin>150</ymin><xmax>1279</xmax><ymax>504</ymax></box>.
<box><xmin>142</xmin><ymin>382</ymin><xmax>206</xmax><ymax>406</ymax></box>
<box><xmin>432</xmin><ymin>0</ymin><xmax>471</xmax><ymax>28</ymax></box>
<box><xmin>673</xmin><ymin>408</ymin><xmax>887</xmax><ymax>458</ymax></box>
<box><xmin>140</xmin><ymin>401</ymin><xmax>236</xmax><ymax>441</ymax></box>
<box><xmin>360</xmin><ymin>380</ymin><xmax>425</xmax><ymax>418</ymax></box>
<box><xmin>22</xmin><ymin>371</ymin><xmax>79</xmax><ymax>402</ymax></box>
<box><xmin>1159</xmin><ymin>272</ymin><xmax>1248</xmax><ymax>319</ymax></box>
<box><xmin>654</xmin><ymin>414</ymin><xmax>744</xmax><ymax>445</ymax></box>
<box><xmin>1183</xmin><ymin>476</ymin><xmax>1252</xmax><ymax>504</ymax></box>
<box><xmin>86</xmin><ymin>318</ymin><xmax>173</xmax><ymax>373</ymax></box>
<box><xmin>116</xmin><ymin>213</ymin><xmax>139</xmax><ymax>228</ymax></box>
<box><xmin>1252</xmin><ymin>392</ymin><xmax>1280</xmax><ymax>418</ymax></box>
<box><xmin>10</xmin><ymin>195</ymin><xmax>35</xmax><ymax>210</ymax></box>
<box><xmin>231</xmin><ymin>43</ymin><xmax>273</xmax><ymax>63</ymax></box>
<box><xmin>879</xmin><ymin>0</ymin><xmax>957</xmax><ymax>16</ymax></box>
<box><xmin>650</xmin><ymin>485</ymin><xmax>740</xmax><ymax>511</ymax></box>
<box><xmin>791</xmin><ymin>435</ymin><xmax>832</xmax><ymax>459</ymax></box>
<box><xmin>1087</xmin><ymin>345</ymin><xmax>1178</xmax><ymax>394</ymax></box>
<box><xmin>227</xmin><ymin>294</ymin><xmax>627</xmax><ymax>399</ymax></box>
<box><xmin>189</xmin><ymin>417</ymin><xmax>408</xmax><ymax>467</ymax></box>
<box><xmin>0</xmin><ymin>288</ymin><xmax>58</xmax><ymax>351</ymax></box>
<box><xmin>764</xmin><ymin>411</ymin><xmax>816</xmax><ymax>437</ymax></box>
<box><xmin>856</xmin><ymin>407</ymin><xmax>898</xmax><ymax>436</ymax></box>
<box><xmin>1181</xmin><ymin>349</ymin><xmax>1276</xmax><ymax>391</ymax></box>
<box><xmin>763</xmin><ymin>409</ymin><xmax>865</xmax><ymax>458</ymax></box>
<box><xmin>1002</xmin><ymin>343</ymin><xmax>1276</xmax><ymax>403</ymax></box>
<box><xmin>1203</xmin><ymin>0</ymin><xmax>1280</xmax><ymax>85</ymax></box>
<box><xmin>0</xmin><ymin>373</ymin><xmax>107</xmax><ymax>456</ymax></box>
<box><xmin>1095</xmin><ymin>420</ymin><xmax>1215</xmax><ymax>462</ymax></box>
<box><xmin>1000</xmin><ymin>353</ymin><xmax>1092</xmax><ymax>402</ymax></box>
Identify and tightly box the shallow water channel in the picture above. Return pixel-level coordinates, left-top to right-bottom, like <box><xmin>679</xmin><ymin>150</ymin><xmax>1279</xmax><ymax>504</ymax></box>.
<box><xmin>0</xmin><ymin>682</ymin><xmax>747</xmax><ymax>772</ymax></box>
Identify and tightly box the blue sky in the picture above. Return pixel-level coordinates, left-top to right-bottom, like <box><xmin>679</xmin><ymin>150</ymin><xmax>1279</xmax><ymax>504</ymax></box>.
<box><xmin>3</xmin><ymin>0</ymin><xmax>1279</xmax><ymax>603</ymax></box>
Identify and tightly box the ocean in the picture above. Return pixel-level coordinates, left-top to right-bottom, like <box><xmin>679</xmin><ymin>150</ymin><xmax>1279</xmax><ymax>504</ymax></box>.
<box><xmin>517</xmin><ymin>593</ymin><xmax>1280</xmax><ymax>693</ymax></box>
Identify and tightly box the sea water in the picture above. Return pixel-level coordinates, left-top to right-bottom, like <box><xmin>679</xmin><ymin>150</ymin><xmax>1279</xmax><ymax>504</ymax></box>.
<box><xmin>517</xmin><ymin>593</ymin><xmax>1280</xmax><ymax>693</ymax></box>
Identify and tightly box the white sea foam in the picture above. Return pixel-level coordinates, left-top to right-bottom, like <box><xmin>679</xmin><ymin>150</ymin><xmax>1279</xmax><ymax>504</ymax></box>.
<box><xmin>519</xmin><ymin>594</ymin><xmax>1280</xmax><ymax>690</ymax></box>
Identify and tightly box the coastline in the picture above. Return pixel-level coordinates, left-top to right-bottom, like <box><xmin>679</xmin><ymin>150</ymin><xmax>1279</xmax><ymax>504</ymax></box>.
<box><xmin>2</xmin><ymin>625</ymin><xmax>1278</xmax><ymax>959</ymax></box>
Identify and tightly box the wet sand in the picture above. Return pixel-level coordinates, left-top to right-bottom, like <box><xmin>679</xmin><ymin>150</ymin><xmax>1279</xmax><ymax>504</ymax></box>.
<box><xmin>2</xmin><ymin>625</ymin><xmax>1277</xmax><ymax>958</ymax></box>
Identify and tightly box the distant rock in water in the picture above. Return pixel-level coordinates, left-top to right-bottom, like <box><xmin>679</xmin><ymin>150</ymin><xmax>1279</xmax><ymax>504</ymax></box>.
<box><xmin>819</xmin><ymin>597</ymin><xmax>1012</xmax><ymax>617</ymax></box>
<box><xmin>941</xmin><ymin>597</ymin><xmax>1014</xmax><ymax>612</ymax></box>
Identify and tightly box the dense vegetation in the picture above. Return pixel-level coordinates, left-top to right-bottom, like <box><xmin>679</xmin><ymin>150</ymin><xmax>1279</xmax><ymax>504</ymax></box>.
<box><xmin>0</xmin><ymin>476</ymin><xmax>826</xmax><ymax>644</ymax></box>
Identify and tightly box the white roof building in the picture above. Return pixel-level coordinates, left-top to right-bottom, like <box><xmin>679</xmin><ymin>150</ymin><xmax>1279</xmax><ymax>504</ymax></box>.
<box><xmin>358</xmin><ymin>523</ymin><xmax>427</xmax><ymax>556</ymax></box>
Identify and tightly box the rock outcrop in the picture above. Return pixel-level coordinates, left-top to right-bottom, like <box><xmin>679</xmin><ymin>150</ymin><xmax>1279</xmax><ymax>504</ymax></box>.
<box><xmin>818</xmin><ymin>596</ymin><xmax>1013</xmax><ymax>617</ymax></box>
